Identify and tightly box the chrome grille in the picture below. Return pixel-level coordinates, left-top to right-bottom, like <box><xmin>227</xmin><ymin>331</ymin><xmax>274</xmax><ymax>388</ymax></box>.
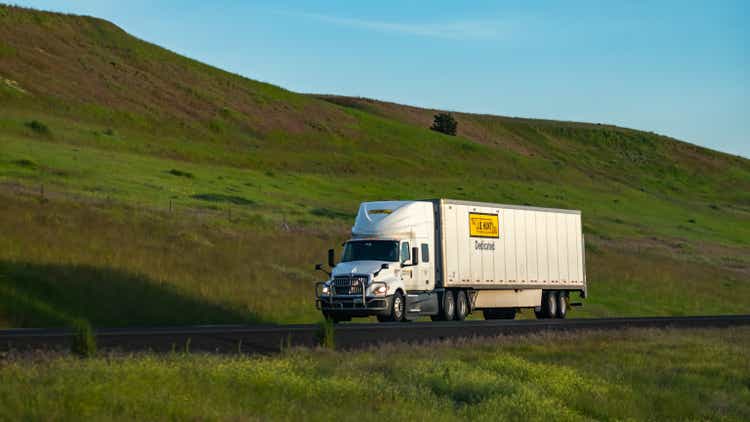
<box><xmin>333</xmin><ymin>275</ymin><xmax>368</xmax><ymax>295</ymax></box>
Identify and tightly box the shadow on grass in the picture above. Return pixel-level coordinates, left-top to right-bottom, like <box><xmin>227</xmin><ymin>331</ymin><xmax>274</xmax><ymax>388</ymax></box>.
<box><xmin>191</xmin><ymin>193</ymin><xmax>255</xmax><ymax>206</ymax></box>
<box><xmin>0</xmin><ymin>260</ymin><xmax>262</xmax><ymax>328</ymax></box>
<box><xmin>309</xmin><ymin>207</ymin><xmax>354</xmax><ymax>220</ymax></box>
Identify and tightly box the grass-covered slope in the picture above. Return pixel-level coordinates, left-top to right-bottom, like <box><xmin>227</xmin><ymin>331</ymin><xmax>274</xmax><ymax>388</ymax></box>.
<box><xmin>0</xmin><ymin>5</ymin><xmax>748</xmax><ymax>327</ymax></box>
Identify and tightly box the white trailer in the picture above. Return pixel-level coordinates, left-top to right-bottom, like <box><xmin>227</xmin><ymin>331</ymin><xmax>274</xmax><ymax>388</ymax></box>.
<box><xmin>315</xmin><ymin>199</ymin><xmax>586</xmax><ymax>322</ymax></box>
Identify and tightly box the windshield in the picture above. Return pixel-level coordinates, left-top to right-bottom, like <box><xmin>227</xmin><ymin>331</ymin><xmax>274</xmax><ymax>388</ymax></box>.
<box><xmin>342</xmin><ymin>240</ymin><xmax>399</xmax><ymax>262</ymax></box>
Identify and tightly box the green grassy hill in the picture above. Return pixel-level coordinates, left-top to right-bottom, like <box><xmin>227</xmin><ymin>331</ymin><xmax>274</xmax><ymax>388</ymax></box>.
<box><xmin>1</xmin><ymin>5</ymin><xmax>748</xmax><ymax>328</ymax></box>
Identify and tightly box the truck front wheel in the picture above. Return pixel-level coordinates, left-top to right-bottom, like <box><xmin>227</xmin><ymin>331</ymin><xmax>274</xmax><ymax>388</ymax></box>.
<box><xmin>381</xmin><ymin>291</ymin><xmax>405</xmax><ymax>322</ymax></box>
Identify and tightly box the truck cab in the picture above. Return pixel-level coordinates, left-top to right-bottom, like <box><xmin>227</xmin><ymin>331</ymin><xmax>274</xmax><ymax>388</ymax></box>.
<box><xmin>315</xmin><ymin>201</ymin><xmax>438</xmax><ymax>322</ymax></box>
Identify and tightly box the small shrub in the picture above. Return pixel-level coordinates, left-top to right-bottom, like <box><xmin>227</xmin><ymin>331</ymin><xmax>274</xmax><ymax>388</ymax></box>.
<box><xmin>103</xmin><ymin>128</ymin><xmax>115</xmax><ymax>136</ymax></box>
<box><xmin>70</xmin><ymin>319</ymin><xmax>97</xmax><ymax>358</ymax></box>
<box><xmin>316</xmin><ymin>318</ymin><xmax>335</xmax><ymax>349</ymax></box>
<box><xmin>430</xmin><ymin>113</ymin><xmax>458</xmax><ymax>136</ymax></box>
<box><xmin>167</xmin><ymin>169</ymin><xmax>194</xmax><ymax>179</ymax></box>
<box><xmin>12</xmin><ymin>158</ymin><xmax>37</xmax><ymax>168</ymax></box>
<box><xmin>25</xmin><ymin>120</ymin><xmax>50</xmax><ymax>135</ymax></box>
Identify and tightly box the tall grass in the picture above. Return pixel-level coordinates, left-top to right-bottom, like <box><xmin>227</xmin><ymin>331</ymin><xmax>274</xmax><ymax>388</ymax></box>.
<box><xmin>70</xmin><ymin>319</ymin><xmax>96</xmax><ymax>357</ymax></box>
<box><xmin>1</xmin><ymin>327</ymin><xmax>748</xmax><ymax>420</ymax></box>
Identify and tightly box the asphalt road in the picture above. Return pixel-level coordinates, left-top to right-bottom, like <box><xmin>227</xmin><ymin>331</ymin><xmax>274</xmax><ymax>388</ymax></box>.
<box><xmin>2</xmin><ymin>315</ymin><xmax>749</xmax><ymax>354</ymax></box>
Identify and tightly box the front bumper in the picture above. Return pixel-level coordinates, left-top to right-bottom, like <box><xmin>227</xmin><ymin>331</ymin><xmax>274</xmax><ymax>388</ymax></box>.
<box><xmin>316</xmin><ymin>295</ymin><xmax>391</xmax><ymax>313</ymax></box>
<box><xmin>315</xmin><ymin>281</ymin><xmax>391</xmax><ymax>316</ymax></box>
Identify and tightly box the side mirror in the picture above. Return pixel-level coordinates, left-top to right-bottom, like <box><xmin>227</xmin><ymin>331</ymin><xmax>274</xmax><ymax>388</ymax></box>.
<box><xmin>412</xmin><ymin>247</ymin><xmax>419</xmax><ymax>265</ymax></box>
<box><xmin>327</xmin><ymin>249</ymin><xmax>335</xmax><ymax>268</ymax></box>
<box><xmin>374</xmin><ymin>263</ymin><xmax>389</xmax><ymax>277</ymax></box>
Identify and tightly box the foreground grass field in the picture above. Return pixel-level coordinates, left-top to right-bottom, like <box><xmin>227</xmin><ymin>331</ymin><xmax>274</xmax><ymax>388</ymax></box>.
<box><xmin>1</xmin><ymin>327</ymin><xmax>748</xmax><ymax>420</ymax></box>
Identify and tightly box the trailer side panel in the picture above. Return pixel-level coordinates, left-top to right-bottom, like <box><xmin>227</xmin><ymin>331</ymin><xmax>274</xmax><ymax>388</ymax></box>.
<box><xmin>439</xmin><ymin>200</ymin><xmax>585</xmax><ymax>292</ymax></box>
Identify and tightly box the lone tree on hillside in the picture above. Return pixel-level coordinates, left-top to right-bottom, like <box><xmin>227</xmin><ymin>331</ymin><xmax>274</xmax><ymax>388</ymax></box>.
<box><xmin>430</xmin><ymin>113</ymin><xmax>458</xmax><ymax>136</ymax></box>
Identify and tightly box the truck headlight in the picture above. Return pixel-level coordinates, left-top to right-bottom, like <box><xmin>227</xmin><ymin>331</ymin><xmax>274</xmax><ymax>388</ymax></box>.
<box><xmin>372</xmin><ymin>285</ymin><xmax>387</xmax><ymax>296</ymax></box>
<box><xmin>321</xmin><ymin>286</ymin><xmax>331</xmax><ymax>296</ymax></box>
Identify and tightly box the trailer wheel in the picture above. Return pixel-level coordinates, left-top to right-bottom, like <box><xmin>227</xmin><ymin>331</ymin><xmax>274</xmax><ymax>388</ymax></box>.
<box><xmin>556</xmin><ymin>292</ymin><xmax>568</xmax><ymax>319</ymax></box>
<box><xmin>545</xmin><ymin>291</ymin><xmax>558</xmax><ymax>319</ymax></box>
<box><xmin>455</xmin><ymin>290</ymin><xmax>468</xmax><ymax>321</ymax></box>
<box><xmin>535</xmin><ymin>291</ymin><xmax>558</xmax><ymax>319</ymax></box>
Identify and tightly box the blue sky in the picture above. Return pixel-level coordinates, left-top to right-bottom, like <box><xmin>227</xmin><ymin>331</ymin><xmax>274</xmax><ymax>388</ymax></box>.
<box><xmin>15</xmin><ymin>1</ymin><xmax>750</xmax><ymax>157</ymax></box>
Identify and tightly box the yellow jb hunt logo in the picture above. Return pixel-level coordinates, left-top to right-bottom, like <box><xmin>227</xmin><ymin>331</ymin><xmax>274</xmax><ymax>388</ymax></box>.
<box><xmin>469</xmin><ymin>213</ymin><xmax>499</xmax><ymax>238</ymax></box>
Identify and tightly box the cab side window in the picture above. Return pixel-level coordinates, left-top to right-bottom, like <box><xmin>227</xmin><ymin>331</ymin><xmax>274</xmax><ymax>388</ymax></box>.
<box><xmin>400</xmin><ymin>242</ymin><xmax>410</xmax><ymax>264</ymax></box>
<box><xmin>421</xmin><ymin>244</ymin><xmax>429</xmax><ymax>263</ymax></box>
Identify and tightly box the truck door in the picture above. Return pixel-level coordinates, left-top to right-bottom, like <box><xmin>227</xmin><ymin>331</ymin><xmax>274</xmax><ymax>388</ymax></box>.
<box><xmin>419</xmin><ymin>242</ymin><xmax>434</xmax><ymax>291</ymax></box>
<box><xmin>400</xmin><ymin>241</ymin><xmax>417</xmax><ymax>290</ymax></box>
<box><xmin>401</xmin><ymin>241</ymin><xmax>433</xmax><ymax>292</ymax></box>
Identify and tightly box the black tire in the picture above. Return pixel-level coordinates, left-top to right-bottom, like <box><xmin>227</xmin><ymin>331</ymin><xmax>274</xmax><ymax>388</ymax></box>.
<box><xmin>545</xmin><ymin>291</ymin><xmax>558</xmax><ymax>319</ymax></box>
<box><xmin>388</xmin><ymin>291</ymin><xmax>405</xmax><ymax>322</ymax></box>
<box><xmin>441</xmin><ymin>290</ymin><xmax>456</xmax><ymax>321</ymax></box>
<box><xmin>556</xmin><ymin>292</ymin><xmax>568</xmax><ymax>319</ymax></box>
<box><xmin>454</xmin><ymin>290</ymin><xmax>468</xmax><ymax>321</ymax></box>
<box><xmin>535</xmin><ymin>291</ymin><xmax>558</xmax><ymax>319</ymax></box>
<box><xmin>484</xmin><ymin>308</ymin><xmax>517</xmax><ymax>320</ymax></box>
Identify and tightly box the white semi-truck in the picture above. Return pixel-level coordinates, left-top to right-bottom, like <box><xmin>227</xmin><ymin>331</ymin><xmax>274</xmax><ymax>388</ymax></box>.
<box><xmin>315</xmin><ymin>199</ymin><xmax>586</xmax><ymax>322</ymax></box>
